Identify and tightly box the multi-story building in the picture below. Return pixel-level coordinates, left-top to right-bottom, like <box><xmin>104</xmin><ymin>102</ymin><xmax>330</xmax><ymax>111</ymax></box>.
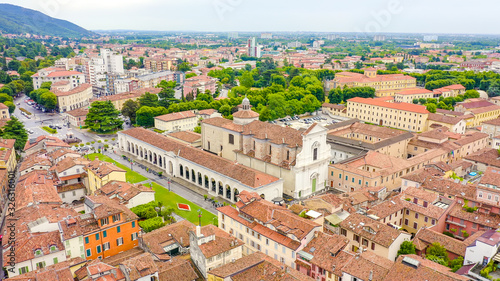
<box><xmin>202</xmin><ymin>98</ymin><xmax>330</xmax><ymax>198</ymax></box>
<box><xmin>426</xmin><ymin>113</ymin><xmax>466</xmax><ymax>134</ymax></box>
<box><xmin>65</xmin><ymin>108</ymin><xmax>88</xmax><ymax>128</ymax></box>
<box><xmin>118</xmin><ymin>128</ymin><xmax>283</xmax><ymax>203</ymax></box>
<box><xmin>189</xmin><ymin>224</ymin><xmax>244</xmax><ymax>278</ymax></box>
<box><xmin>183</xmin><ymin>75</ymin><xmax>218</xmax><ymax>97</ymax></box>
<box><xmin>51</xmin><ymin>82</ymin><xmax>93</xmax><ymax>113</ymax></box>
<box><xmin>394</xmin><ymin>88</ymin><xmax>434</xmax><ymax>103</ymax></box>
<box><xmin>136</xmin><ymin>71</ymin><xmax>178</xmax><ymax>89</ymax></box>
<box><xmin>144</xmin><ymin>58</ymin><xmax>177</xmax><ymax>72</ymax></box>
<box><xmin>0</xmin><ymin>103</ymin><xmax>9</xmax><ymax>119</ymax></box>
<box><xmin>97</xmin><ymin>181</ymin><xmax>155</xmax><ymax>209</ymax></box>
<box><xmin>32</xmin><ymin>67</ymin><xmax>85</xmax><ymax>90</ymax></box>
<box><xmin>53</xmin><ymin>157</ymin><xmax>88</xmax><ymax>204</ymax></box>
<box><xmin>216</xmin><ymin>195</ymin><xmax>322</xmax><ymax>268</ymax></box>
<box><xmin>482</xmin><ymin>117</ymin><xmax>500</xmax><ymax>147</ymax></box>
<box><xmin>455</xmin><ymin>99</ymin><xmax>500</xmax><ymax>128</ymax></box>
<box><xmin>338</xmin><ymin>213</ymin><xmax>411</xmax><ymax>261</ymax></box>
<box><xmin>247</xmin><ymin>37</ymin><xmax>262</xmax><ymax>58</ymax></box>
<box><xmin>384</xmin><ymin>255</ymin><xmax>468</xmax><ymax>281</ymax></box>
<box><xmin>154</xmin><ymin>110</ymin><xmax>198</xmax><ymax>132</ymax></box>
<box><xmin>346</xmin><ymin>97</ymin><xmax>429</xmax><ymax>132</ymax></box>
<box><xmin>464</xmin><ymin>148</ymin><xmax>500</xmax><ymax>172</ymax></box>
<box><xmin>331</xmin><ymin>68</ymin><xmax>416</xmax><ymax>97</ymax></box>
<box><xmin>85</xmin><ymin>160</ymin><xmax>126</xmax><ymax>194</ymax></box>
<box><xmin>82</xmin><ymin>195</ymin><xmax>140</xmax><ymax>260</ymax></box>
<box><xmin>114</xmin><ymin>78</ymin><xmax>139</xmax><ymax>94</ymax></box>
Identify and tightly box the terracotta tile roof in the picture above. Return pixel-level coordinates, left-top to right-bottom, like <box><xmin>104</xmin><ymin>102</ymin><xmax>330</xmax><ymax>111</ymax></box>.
<box><xmin>197</xmin><ymin>224</ymin><xmax>243</xmax><ymax>258</ymax></box>
<box><xmin>428</xmin><ymin>113</ymin><xmax>464</xmax><ymax>125</ymax></box>
<box><xmin>15</xmin><ymin>172</ymin><xmax>62</xmax><ymax>210</ymax></box>
<box><xmin>57</xmin><ymin>182</ymin><xmax>86</xmax><ymax>193</ymax></box>
<box><xmin>483</xmin><ymin>117</ymin><xmax>500</xmax><ymax>126</ymax></box>
<box><xmin>202</xmin><ymin>118</ymin><xmax>304</xmax><ymax>148</ymax></box>
<box><xmin>24</xmin><ymin>135</ymin><xmax>70</xmax><ymax>151</ymax></box>
<box><xmin>339</xmin><ymin>213</ymin><xmax>406</xmax><ymax>248</ymax></box>
<box><xmin>120</xmin><ymin>253</ymin><xmax>158</xmax><ymax>280</ymax></box>
<box><xmin>464</xmin><ymin>149</ymin><xmax>500</xmax><ymax>169</ymax></box>
<box><xmin>341</xmin><ymin>251</ymin><xmax>393</xmax><ymax>281</ymax></box>
<box><xmin>120</xmin><ymin>128</ymin><xmax>280</xmax><ymax>188</ymax></box>
<box><xmin>98</xmin><ymin>181</ymin><xmax>154</xmax><ymax>202</ymax></box>
<box><xmin>301</xmin><ymin>232</ymin><xmax>350</xmax><ymax>271</ymax></box>
<box><xmin>46</xmin><ymin>70</ymin><xmax>83</xmax><ymax>77</ymax></box>
<box><xmin>85</xmin><ymin>159</ymin><xmax>126</xmax><ymax>178</ymax></box>
<box><xmin>217</xmin><ymin>205</ymin><xmax>302</xmax><ymax>250</ymax></box>
<box><xmin>368</xmin><ymin>194</ymin><xmax>405</xmax><ymax>220</ymax></box>
<box><xmin>239</xmin><ymin>199</ymin><xmax>320</xmax><ymax>241</ymax></box>
<box><xmin>141</xmin><ymin>220</ymin><xmax>195</xmax><ymax>258</ymax></box>
<box><xmin>86</xmin><ymin>195</ymin><xmax>139</xmax><ymax>222</ymax></box>
<box><xmin>448</xmin><ymin>204</ymin><xmax>500</xmax><ymax>229</ymax></box>
<box><xmin>8</xmin><ymin>257</ymin><xmax>86</xmax><ymax>281</ymax></box>
<box><xmin>198</xmin><ymin>108</ymin><xmax>217</xmax><ymax>115</ymax></box>
<box><xmin>155</xmin><ymin>110</ymin><xmax>196</xmax><ymax>122</ymax></box>
<box><xmin>167</xmin><ymin>131</ymin><xmax>201</xmax><ymax>143</ymax></box>
<box><xmin>384</xmin><ymin>254</ymin><xmax>468</xmax><ymax>281</ymax></box>
<box><xmin>66</xmin><ymin>107</ymin><xmax>89</xmax><ymax>117</ymax></box>
<box><xmin>156</xmin><ymin>258</ymin><xmax>199</xmax><ymax>281</ymax></box>
<box><xmin>412</xmin><ymin>228</ymin><xmax>471</xmax><ymax>256</ymax></box>
<box><xmin>480</xmin><ymin>167</ymin><xmax>500</xmax><ymax>188</ymax></box>
<box><xmin>47</xmin><ymin>148</ymin><xmax>81</xmax><ymax>162</ymax></box>
<box><xmin>19</xmin><ymin>152</ymin><xmax>52</xmax><ymax>172</ymax></box>
<box><xmin>92</xmin><ymin>87</ymin><xmax>161</xmax><ymax>103</ymax></box>
<box><xmin>52</xmin><ymin>83</ymin><xmax>91</xmax><ymax>97</ymax></box>
<box><xmin>400</xmin><ymin>187</ymin><xmax>451</xmax><ymax>219</ymax></box>
<box><xmin>420</xmin><ymin>177</ymin><xmax>477</xmax><ymax>200</ymax></box>
<box><xmin>348</xmin><ymin>97</ymin><xmax>429</xmax><ymax>114</ymax></box>
<box><xmin>3</xmin><ymin>231</ymin><xmax>64</xmax><ymax>265</ymax></box>
<box><xmin>396</xmin><ymin>88</ymin><xmax>433</xmax><ymax>95</ymax></box>
<box><xmin>322</xmin><ymin>103</ymin><xmax>346</xmax><ymax>110</ymax></box>
<box><xmin>233</xmin><ymin>109</ymin><xmax>260</xmax><ymax>119</ymax></box>
<box><xmin>54</xmin><ymin>156</ymin><xmax>88</xmax><ymax>174</ymax></box>
<box><xmin>101</xmin><ymin>247</ymin><xmax>145</xmax><ymax>267</ymax></box>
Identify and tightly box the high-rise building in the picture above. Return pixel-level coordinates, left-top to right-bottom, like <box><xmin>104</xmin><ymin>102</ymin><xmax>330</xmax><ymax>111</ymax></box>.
<box><xmin>423</xmin><ymin>35</ymin><xmax>438</xmax><ymax>42</ymax></box>
<box><xmin>247</xmin><ymin>37</ymin><xmax>262</xmax><ymax>58</ymax></box>
<box><xmin>86</xmin><ymin>49</ymin><xmax>125</xmax><ymax>95</ymax></box>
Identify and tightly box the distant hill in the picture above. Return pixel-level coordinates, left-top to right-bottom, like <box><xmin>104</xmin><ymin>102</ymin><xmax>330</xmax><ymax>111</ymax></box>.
<box><xmin>0</xmin><ymin>4</ymin><xmax>95</xmax><ymax>38</ymax></box>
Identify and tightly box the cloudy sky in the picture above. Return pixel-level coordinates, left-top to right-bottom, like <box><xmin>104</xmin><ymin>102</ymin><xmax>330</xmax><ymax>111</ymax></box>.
<box><xmin>1</xmin><ymin>0</ymin><xmax>498</xmax><ymax>34</ymax></box>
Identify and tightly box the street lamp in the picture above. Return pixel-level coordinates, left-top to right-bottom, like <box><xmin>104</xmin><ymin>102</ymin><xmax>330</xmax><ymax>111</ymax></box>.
<box><xmin>167</xmin><ymin>178</ymin><xmax>171</xmax><ymax>192</ymax></box>
<box><xmin>197</xmin><ymin>210</ymin><xmax>202</xmax><ymax>227</ymax></box>
<box><xmin>130</xmin><ymin>160</ymin><xmax>133</xmax><ymax>171</ymax></box>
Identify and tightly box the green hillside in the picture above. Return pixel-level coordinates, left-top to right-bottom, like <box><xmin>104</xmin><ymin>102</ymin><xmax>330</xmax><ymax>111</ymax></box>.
<box><xmin>0</xmin><ymin>4</ymin><xmax>95</xmax><ymax>38</ymax></box>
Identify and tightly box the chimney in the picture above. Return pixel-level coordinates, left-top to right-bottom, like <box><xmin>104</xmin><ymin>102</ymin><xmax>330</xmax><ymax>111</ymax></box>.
<box><xmin>196</xmin><ymin>225</ymin><xmax>201</xmax><ymax>237</ymax></box>
<box><xmin>180</xmin><ymin>237</ymin><xmax>183</xmax><ymax>245</ymax></box>
<box><xmin>369</xmin><ymin>270</ymin><xmax>373</xmax><ymax>281</ymax></box>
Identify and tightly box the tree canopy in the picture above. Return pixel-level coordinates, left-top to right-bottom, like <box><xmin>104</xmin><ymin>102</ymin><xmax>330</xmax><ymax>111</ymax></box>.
<box><xmin>85</xmin><ymin>101</ymin><xmax>123</xmax><ymax>133</ymax></box>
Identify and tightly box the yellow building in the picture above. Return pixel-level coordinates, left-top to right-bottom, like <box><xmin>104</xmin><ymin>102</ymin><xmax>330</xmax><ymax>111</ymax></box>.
<box><xmin>52</xmin><ymin>83</ymin><xmax>93</xmax><ymax>113</ymax></box>
<box><xmin>154</xmin><ymin>110</ymin><xmax>198</xmax><ymax>132</ymax></box>
<box><xmin>0</xmin><ymin>103</ymin><xmax>9</xmax><ymax>119</ymax></box>
<box><xmin>346</xmin><ymin>97</ymin><xmax>429</xmax><ymax>132</ymax></box>
<box><xmin>394</xmin><ymin>88</ymin><xmax>434</xmax><ymax>103</ymax></box>
<box><xmin>331</xmin><ymin>68</ymin><xmax>417</xmax><ymax>97</ymax></box>
<box><xmin>0</xmin><ymin>139</ymin><xmax>17</xmax><ymax>172</ymax></box>
<box><xmin>85</xmin><ymin>160</ymin><xmax>126</xmax><ymax>194</ymax></box>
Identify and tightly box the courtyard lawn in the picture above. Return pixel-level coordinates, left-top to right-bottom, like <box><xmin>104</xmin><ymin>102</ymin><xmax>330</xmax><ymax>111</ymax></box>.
<box><xmin>151</xmin><ymin>182</ymin><xmax>217</xmax><ymax>226</ymax></box>
<box><xmin>87</xmin><ymin>153</ymin><xmax>148</xmax><ymax>184</ymax></box>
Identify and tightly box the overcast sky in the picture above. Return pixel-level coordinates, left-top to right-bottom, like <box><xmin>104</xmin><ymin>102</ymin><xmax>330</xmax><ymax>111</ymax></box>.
<box><xmin>2</xmin><ymin>0</ymin><xmax>498</xmax><ymax>34</ymax></box>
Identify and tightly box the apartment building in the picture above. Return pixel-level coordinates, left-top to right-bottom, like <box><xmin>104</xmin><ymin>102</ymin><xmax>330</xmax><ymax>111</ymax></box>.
<box><xmin>394</xmin><ymin>88</ymin><xmax>434</xmax><ymax>103</ymax></box>
<box><xmin>154</xmin><ymin>110</ymin><xmax>198</xmax><ymax>132</ymax></box>
<box><xmin>51</xmin><ymin>82</ymin><xmax>93</xmax><ymax>113</ymax></box>
<box><xmin>97</xmin><ymin>181</ymin><xmax>155</xmax><ymax>209</ymax></box>
<box><xmin>82</xmin><ymin>195</ymin><xmax>140</xmax><ymax>260</ymax></box>
<box><xmin>52</xmin><ymin>156</ymin><xmax>88</xmax><ymax>204</ymax></box>
<box><xmin>216</xmin><ymin>195</ymin><xmax>322</xmax><ymax>268</ymax></box>
<box><xmin>330</xmin><ymin>68</ymin><xmax>416</xmax><ymax>97</ymax></box>
<box><xmin>24</xmin><ymin>135</ymin><xmax>71</xmax><ymax>156</ymax></box>
<box><xmin>482</xmin><ymin>117</ymin><xmax>500</xmax><ymax>143</ymax></box>
<box><xmin>144</xmin><ymin>57</ymin><xmax>177</xmax><ymax>72</ymax></box>
<box><xmin>32</xmin><ymin>67</ymin><xmax>85</xmax><ymax>90</ymax></box>
<box><xmin>455</xmin><ymin>99</ymin><xmax>500</xmax><ymax>128</ymax></box>
<box><xmin>346</xmin><ymin>97</ymin><xmax>429</xmax><ymax>132</ymax></box>
<box><xmin>339</xmin><ymin>213</ymin><xmax>411</xmax><ymax>261</ymax></box>
<box><xmin>183</xmin><ymin>75</ymin><xmax>218</xmax><ymax>97</ymax></box>
<box><xmin>65</xmin><ymin>108</ymin><xmax>88</xmax><ymax>127</ymax></box>
<box><xmin>426</xmin><ymin>113</ymin><xmax>466</xmax><ymax>134</ymax></box>
<box><xmin>189</xmin><ymin>225</ymin><xmax>244</xmax><ymax>278</ymax></box>
<box><xmin>85</xmin><ymin>160</ymin><xmax>126</xmax><ymax>194</ymax></box>
<box><xmin>384</xmin><ymin>255</ymin><xmax>468</xmax><ymax>281</ymax></box>
<box><xmin>0</xmin><ymin>103</ymin><xmax>9</xmax><ymax>119</ymax></box>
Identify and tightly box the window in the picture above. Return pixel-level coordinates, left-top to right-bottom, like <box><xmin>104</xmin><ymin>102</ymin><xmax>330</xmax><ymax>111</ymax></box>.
<box><xmin>339</xmin><ymin>173</ymin><xmax>342</xmax><ymax>179</ymax></box>
<box><xmin>362</xmin><ymin>239</ymin><xmax>368</xmax><ymax>247</ymax></box>
<box><xmin>96</xmin><ymin>245</ymin><xmax>102</xmax><ymax>254</ymax></box>
<box><xmin>85</xmin><ymin>237</ymin><xmax>89</xmax><ymax>244</ymax></box>
<box><xmin>103</xmin><ymin>242</ymin><xmax>110</xmax><ymax>251</ymax></box>
<box><xmin>413</xmin><ymin>222</ymin><xmax>418</xmax><ymax>229</ymax></box>
<box><xmin>112</xmin><ymin>214</ymin><xmax>121</xmax><ymax>222</ymax></box>
<box><xmin>353</xmin><ymin>234</ymin><xmax>360</xmax><ymax>242</ymax></box>
<box><xmin>117</xmin><ymin>226</ymin><xmax>121</xmax><ymax>233</ymax></box>
<box><xmin>266</xmin><ymin>239</ymin><xmax>269</xmax><ymax>245</ymax></box>
<box><xmin>100</xmin><ymin>217</ymin><xmax>109</xmax><ymax>226</ymax></box>
<box><xmin>131</xmin><ymin>233</ymin><xmax>138</xmax><ymax>241</ymax></box>
<box><xmin>313</xmin><ymin>148</ymin><xmax>318</xmax><ymax>161</ymax></box>
<box><xmin>86</xmin><ymin>249</ymin><xmax>91</xmax><ymax>257</ymax></box>
<box><xmin>371</xmin><ymin>242</ymin><xmax>375</xmax><ymax>250</ymax></box>
<box><xmin>116</xmin><ymin>237</ymin><xmax>124</xmax><ymax>246</ymax></box>
<box><xmin>35</xmin><ymin>261</ymin><xmax>46</xmax><ymax>269</ymax></box>
<box><xmin>424</xmin><ymin>217</ymin><xmax>428</xmax><ymax>223</ymax></box>
<box><xmin>404</xmin><ymin>219</ymin><xmax>408</xmax><ymax>226</ymax></box>
<box><xmin>415</xmin><ymin>213</ymin><xmax>419</xmax><ymax>219</ymax></box>
<box><xmin>287</xmin><ymin>150</ymin><xmax>290</xmax><ymax>161</ymax></box>
<box><xmin>431</xmin><ymin>219</ymin><xmax>436</xmax><ymax>225</ymax></box>
<box><xmin>18</xmin><ymin>266</ymin><xmax>29</xmax><ymax>275</ymax></box>
<box><xmin>341</xmin><ymin>228</ymin><xmax>347</xmax><ymax>236</ymax></box>
<box><xmin>132</xmin><ymin>221</ymin><xmax>136</xmax><ymax>228</ymax></box>
<box><xmin>229</xmin><ymin>134</ymin><xmax>234</xmax><ymax>144</ymax></box>
<box><xmin>95</xmin><ymin>233</ymin><xmax>100</xmax><ymax>240</ymax></box>
<box><xmin>103</xmin><ymin>230</ymin><xmax>107</xmax><ymax>238</ymax></box>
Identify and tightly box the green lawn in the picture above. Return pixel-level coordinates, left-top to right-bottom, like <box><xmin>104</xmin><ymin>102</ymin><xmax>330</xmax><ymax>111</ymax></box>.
<box><xmin>151</xmin><ymin>182</ymin><xmax>217</xmax><ymax>226</ymax></box>
<box><xmin>87</xmin><ymin>153</ymin><xmax>148</xmax><ymax>184</ymax></box>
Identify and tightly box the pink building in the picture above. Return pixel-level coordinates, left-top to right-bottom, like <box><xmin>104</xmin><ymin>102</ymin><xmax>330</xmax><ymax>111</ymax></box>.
<box><xmin>183</xmin><ymin>75</ymin><xmax>217</xmax><ymax>97</ymax></box>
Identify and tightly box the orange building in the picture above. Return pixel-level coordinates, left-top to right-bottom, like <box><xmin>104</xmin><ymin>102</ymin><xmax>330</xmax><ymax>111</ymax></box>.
<box><xmin>82</xmin><ymin>195</ymin><xmax>140</xmax><ymax>260</ymax></box>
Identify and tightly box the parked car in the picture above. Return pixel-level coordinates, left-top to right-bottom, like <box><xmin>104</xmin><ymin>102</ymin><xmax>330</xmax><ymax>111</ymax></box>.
<box><xmin>55</xmin><ymin>124</ymin><xmax>62</xmax><ymax>129</ymax></box>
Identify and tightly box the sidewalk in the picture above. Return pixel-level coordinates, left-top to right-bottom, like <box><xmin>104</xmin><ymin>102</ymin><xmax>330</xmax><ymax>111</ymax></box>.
<box><xmin>103</xmin><ymin>151</ymin><xmax>218</xmax><ymax>215</ymax></box>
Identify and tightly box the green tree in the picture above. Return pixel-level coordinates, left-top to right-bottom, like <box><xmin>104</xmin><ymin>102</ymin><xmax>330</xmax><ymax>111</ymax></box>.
<box><xmin>7</xmin><ymin>60</ymin><xmax>21</xmax><ymax>71</ymax></box>
<box><xmin>40</xmin><ymin>82</ymin><xmax>52</xmax><ymax>90</ymax></box>
<box><xmin>3</xmin><ymin>101</ymin><xmax>15</xmax><ymax>113</ymax></box>
<box><xmin>397</xmin><ymin>241</ymin><xmax>416</xmax><ymax>256</ymax></box>
<box><xmin>0</xmin><ymin>87</ymin><xmax>13</xmax><ymax>97</ymax></box>
<box><xmin>158</xmin><ymin>88</ymin><xmax>175</xmax><ymax>100</ymax></box>
<box><xmin>0</xmin><ymin>117</ymin><xmax>28</xmax><ymax>150</ymax></box>
<box><xmin>450</xmin><ymin>256</ymin><xmax>464</xmax><ymax>272</ymax></box>
<box><xmin>219</xmin><ymin>104</ymin><xmax>232</xmax><ymax>117</ymax></box>
<box><xmin>193</xmin><ymin>126</ymin><xmax>201</xmax><ymax>133</ymax></box>
<box><xmin>487</xmin><ymin>80</ymin><xmax>500</xmax><ymax>97</ymax></box>
<box><xmin>121</xmin><ymin>100</ymin><xmax>140</xmax><ymax>124</ymax></box>
<box><xmin>412</xmin><ymin>98</ymin><xmax>419</xmax><ymax>104</ymax></box>
<box><xmin>426</xmin><ymin>103</ymin><xmax>437</xmax><ymax>113</ymax></box>
<box><xmin>306</xmin><ymin>84</ymin><xmax>325</xmax><ymax>102</ymax></box>
<box><xmin>0</xmin><ymin>94</ymin><xmax>13</xmax><ymax>104</ymax></box>
<box><xmin>139</xmin><ymin>92</ymin><xmax>159</xmax><ymax>107</ymax></box>
<box><xmin>85</xmin><ymin>101</ymin><xmax>123</xmax><ymax>133</ymax></box>
<box><xmin>240</xmin><ymin>72</ymin><xmax>255</xmax><ymax>88</ymax></box>
<box><xmin>39</xmin><ymin>91</ymin><xmax>57</xmax><ymax>110</ymax></box>
<box><xmin>185</xmin><ymin>73</ymin><xmax>197</xmax><ymax>79</ymax></box>
<box><xmin>136</xmin><ymin>106</ymin><xmax>168</xmax><ymax>127</ymax></box>
<box><xmin>418</xmin><ymin>98</ymin><xmax>427</xmax><ymax>104</ymax></box>
<box><xmin>426</xmin><ymin>242</ymin><xmax>449</xmax><ymax>265</ymax></box>
<box><xmin>302</xmin><ymin>94</ymin><xmax>322</xmax><ymax>113</ymax></box>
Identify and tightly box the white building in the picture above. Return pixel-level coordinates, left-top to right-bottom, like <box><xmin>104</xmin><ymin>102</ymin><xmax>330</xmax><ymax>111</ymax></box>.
<box><xmin>100</xmin><ymin>49</ymin><xmax>124</xmax><ymax>75</ymax></box>
<box><xmin>98</xmin><ymin>181</ymin><xmax>155</xmax><ymax>209</ymax></box>
<box><xmin>32</xmin><ymin>67</ymin><xmax>85</xmax><ymax>90</ymax></box>
<box><xmin>464</xmin><ymin>230</ymin><xmax>500</xmax><ymax>266</ymax></box>
<box><xmin>118</xmin><ymin>128</ymin><xmax>283</xmax><ymax>203</ymax></box>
